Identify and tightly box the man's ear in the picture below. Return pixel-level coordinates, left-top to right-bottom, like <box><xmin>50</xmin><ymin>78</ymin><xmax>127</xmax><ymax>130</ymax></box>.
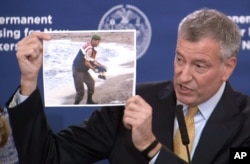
<box><xmin>222</xmin><ymin>57</ymin><xmax>237</xmax><ymax>81</ymax></box>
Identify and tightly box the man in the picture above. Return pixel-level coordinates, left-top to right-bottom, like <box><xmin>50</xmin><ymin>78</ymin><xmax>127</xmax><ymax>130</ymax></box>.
<box><xmin>0</xmin><ymin>106</ymin><xmax>10</xmax><ymax>147</ymax></box>
<box><xmin>72</xmin><ymin>34</ymin><xmax>102</xmax><ymax>104</ymax></box>
<box><xmin>7</xmin><ymin>8</ymin><xmax>250</xmax><ymax>164</ymax></box>
<box><xmin>0</xmin><ymin>107</ymin><xmax>18</xmax><ymax>164</ymax></box>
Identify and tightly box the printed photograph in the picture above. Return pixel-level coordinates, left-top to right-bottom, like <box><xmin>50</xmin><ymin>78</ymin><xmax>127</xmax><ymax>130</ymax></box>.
<box><xmin>43</xmin><ymin>30</ymin><xmax>136</xmax><ymax>107</ymax></box>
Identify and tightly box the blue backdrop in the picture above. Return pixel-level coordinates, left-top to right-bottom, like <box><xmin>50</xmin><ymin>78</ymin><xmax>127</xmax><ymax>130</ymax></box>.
<box><xmin>1</xmin><ymin>0</ymin><xmax>250</xmax><ymax>163</ymax></box>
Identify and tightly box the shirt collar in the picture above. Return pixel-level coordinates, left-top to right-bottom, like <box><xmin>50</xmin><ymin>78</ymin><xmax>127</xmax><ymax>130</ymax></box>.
<box><xmin>177</xmin><ymin>82</ymin><xmax>226</xmax><ymax>120</ymax></box>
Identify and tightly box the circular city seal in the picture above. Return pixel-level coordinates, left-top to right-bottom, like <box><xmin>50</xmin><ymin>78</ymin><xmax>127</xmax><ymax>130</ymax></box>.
<box><xmin>98</xmin><ymin>4</ymin><xmax>152</xmax><ymax>59</ymax></box>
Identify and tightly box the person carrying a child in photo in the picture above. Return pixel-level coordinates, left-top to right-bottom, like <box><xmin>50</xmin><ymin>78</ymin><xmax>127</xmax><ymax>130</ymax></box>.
<box><xmin>72</xmin><ymin>34</ymin><xmax>105</xmax><ymax>105</ymax></box>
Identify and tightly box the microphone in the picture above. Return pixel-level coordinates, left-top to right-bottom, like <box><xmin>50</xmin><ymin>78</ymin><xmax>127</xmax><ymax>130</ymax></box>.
<box><xmin>175</xmin><ymin>104</ymin><xmax>191</xmax><ymax>164</ymax></box>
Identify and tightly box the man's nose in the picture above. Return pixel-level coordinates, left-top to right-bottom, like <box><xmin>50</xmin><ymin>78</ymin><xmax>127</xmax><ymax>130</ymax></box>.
<box><xmin>179</xmin><ymin>66</ymin><xmax>193</xmax><ymax>82</ymax></box>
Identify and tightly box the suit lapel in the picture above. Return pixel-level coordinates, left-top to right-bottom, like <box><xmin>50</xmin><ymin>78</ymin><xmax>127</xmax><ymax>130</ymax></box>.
<box><xmin>192</xmin><ymin>83</ymin><xmax>243</xmax><ymax>163</ymax></box>
<box><xmin>151</xmin><ymin>83</ymin><xmax>177</xmax><ymax>149</ymax></box>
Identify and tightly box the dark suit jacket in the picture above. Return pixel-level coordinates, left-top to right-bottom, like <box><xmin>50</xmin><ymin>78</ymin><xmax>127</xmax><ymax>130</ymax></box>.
<box><xmin>7</xmin><ymin>81</ymin><xmax>250</xmax><ymax>164</ymax></box>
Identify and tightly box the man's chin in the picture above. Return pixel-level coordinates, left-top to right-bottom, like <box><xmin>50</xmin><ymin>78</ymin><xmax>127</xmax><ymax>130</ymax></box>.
<box><xmin>176</xmin><ymin>94</ymin><xmax>195</xmax><ymax>105</ymax></box>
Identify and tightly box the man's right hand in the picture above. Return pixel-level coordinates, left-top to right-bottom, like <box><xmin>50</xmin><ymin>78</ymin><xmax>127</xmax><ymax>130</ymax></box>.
<box><xmin>16</xmin><ymin>32</ymin><xmax>51</xmax><ymax>96</ymax></box>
